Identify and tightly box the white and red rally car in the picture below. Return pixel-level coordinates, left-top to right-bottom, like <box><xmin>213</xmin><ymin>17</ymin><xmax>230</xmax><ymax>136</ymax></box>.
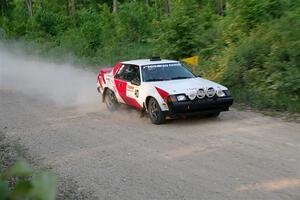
<box><xmin>97</xmin><ymin>57</ymin><xmax>233</xmax><ymax>124</ymax></box>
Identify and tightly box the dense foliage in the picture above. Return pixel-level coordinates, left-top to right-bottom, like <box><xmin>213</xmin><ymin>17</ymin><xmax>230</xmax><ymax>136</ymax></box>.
<box><xmin>1</xmin><ymin>0</ymin><xmax>299</xmax><ymax>112</ymax></box>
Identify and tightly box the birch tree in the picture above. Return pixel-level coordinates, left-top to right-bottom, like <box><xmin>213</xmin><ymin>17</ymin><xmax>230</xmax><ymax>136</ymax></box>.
<box><xmin>72</xmin><ymin>0</ymin><xmax>76</xmax><ymax>16</ymax></box>
<box><xmin>25</xmin><ymin>0</ymin><xmax>33</xmax><ymax>17</ymax></box>
<box><xmin>166</xmin><ymin>0</ymin><xmax>172</xmax><ymax>15</ymax></box>
<box><xmin>113</xmin><ymin>0</ymin><xmax>118</xmax><ymax>13</ymax></box>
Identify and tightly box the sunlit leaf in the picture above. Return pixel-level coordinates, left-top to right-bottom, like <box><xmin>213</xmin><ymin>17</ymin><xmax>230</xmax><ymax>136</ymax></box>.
<box><xmin>30</xmin><ymin>172</ymin><xmax>57</xmax><ymax>200</ymax></box>
<box><xmin>2</xmin><ymin>160</ymin><xmax>33</xmax><ymax>179</ymax></box>
<box><xmin>0</xmin><ymin>180</ymin><xmax>9</xmax><ymax>200</ymax></box>
<box><xmin>11</xmin><ymin>180</ymin><xmax>33</xmax><ymax>198</ymax></box>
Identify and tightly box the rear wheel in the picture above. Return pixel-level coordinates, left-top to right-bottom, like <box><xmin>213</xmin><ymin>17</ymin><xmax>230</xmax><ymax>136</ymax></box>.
<box><xmin>148</xmin><ymin>98</ymin><xmax>165</xmax><ymax>124</ymax></box>
<box><xmin>104</xmin><ymin>89</ymin><xmax>119</xmax><ymax>111</ymax></box>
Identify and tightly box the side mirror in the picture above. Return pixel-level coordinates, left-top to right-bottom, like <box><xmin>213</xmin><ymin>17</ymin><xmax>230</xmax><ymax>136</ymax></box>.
<box><xmin>131</xmin><ymin>79</ymin><xmax>140</xmax><ymax>86</ymax></box>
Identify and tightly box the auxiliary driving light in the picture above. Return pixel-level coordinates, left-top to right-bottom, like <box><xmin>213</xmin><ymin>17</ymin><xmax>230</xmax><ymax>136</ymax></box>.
<box><xmin>197</xmin><ymin>88</ymin><xmax>206</xmax><ymax>99</ymax></box>
<box><xmin>206</xmin><ymin>87</ymin><xmax>216</xmax><ymax>98</ymax></box>
<box><xmin>187</xmin><ymin>93</ymin><xmax>197</xmax><ymax>100</ymax></box>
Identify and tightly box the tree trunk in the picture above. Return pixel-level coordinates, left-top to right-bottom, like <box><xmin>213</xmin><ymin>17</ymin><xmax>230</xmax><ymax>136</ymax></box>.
<box><xmin>0</xmin><ymin>0</ymin><xmax>8</xmax><ymax>16</ymax></box>
<box><xmin>155</xmin><ymin>0</ymin><xmax>162</xmax><ymax>17</ymax></box>
<box><xmin>65</xmin><ymin>0</ymin><xmax>69</xmax><ymax>15</ymax></box>
<box><xmin>39</xmin><ymin>0</ymin><xmax>44</xmax><ymax>8</ymax></box>
<box><xmin>71</xmin><ymin>0</ymin><xmax>76</xmax><ymax>16</ymax></box>
<box><xmin>217</xmin><ymin>0</ymin><xmax>225</xmax><ymax>16</ymax></box>
<box><xmin>25</xmin><ymin>0</ymin><xmax>33</xmax><ymax>17</ymax></box>
<box><xmin>145</xmin><ymin>0</ymin><xmax>149</xmax><ymax>6</ymax></box>
<box><xmin>166</xmin><ymin>0</ymin><xmax>172</xmax><ymax>15</ymax></box>
<box><xmin>113</xmin><ymin>0</ymin><xmax>118</xmax><ymax>13</ymax></box>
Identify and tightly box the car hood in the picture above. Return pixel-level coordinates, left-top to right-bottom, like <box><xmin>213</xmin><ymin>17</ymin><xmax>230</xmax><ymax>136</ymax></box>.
<box><xmin>148</xmin><ymin>77</ymin><xmax>228</xmax><ymax>95</ymax></box>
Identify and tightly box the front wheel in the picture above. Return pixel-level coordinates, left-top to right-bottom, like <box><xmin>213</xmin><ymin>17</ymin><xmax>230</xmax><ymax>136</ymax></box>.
<box><xmin>104</xmin><ymin>89</ymin><xmax>119</xmax><ymax>111</ymax></box>
<box><xmin>148</xmin><ymin>98</ymin><xmax>165</xmax><ymax>125</ymax></box>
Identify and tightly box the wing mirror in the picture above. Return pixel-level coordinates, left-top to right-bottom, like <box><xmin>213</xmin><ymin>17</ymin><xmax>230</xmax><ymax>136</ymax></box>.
<box><xmin>131</xmin><ymin>78</ymin><xmax>140</xmax><ymax>86</ymax></box>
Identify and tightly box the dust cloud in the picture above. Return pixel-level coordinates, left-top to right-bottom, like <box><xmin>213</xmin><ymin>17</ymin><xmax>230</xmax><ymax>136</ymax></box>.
<box><xmin>0</xmin><ymin>44</ymin><xmax>100</xmax><ymax>106</ymax></box>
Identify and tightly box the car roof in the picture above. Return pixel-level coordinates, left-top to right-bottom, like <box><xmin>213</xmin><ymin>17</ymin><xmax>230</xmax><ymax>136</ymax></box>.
<box><xmin>122</xmin><ymin>59</ymin><xmax>179</xmax><ymax>66</ymax></box>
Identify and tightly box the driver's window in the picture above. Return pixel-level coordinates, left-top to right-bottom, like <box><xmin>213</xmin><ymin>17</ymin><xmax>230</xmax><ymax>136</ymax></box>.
<box><xmin>115</xmin><ymin>65</ymin><xmax>140</xmax><ymax>82</ymax></box>
<box><xmin>123</xmin><ymin>65</ymin><xmax>140</xmax><ymax>82</ymax></box>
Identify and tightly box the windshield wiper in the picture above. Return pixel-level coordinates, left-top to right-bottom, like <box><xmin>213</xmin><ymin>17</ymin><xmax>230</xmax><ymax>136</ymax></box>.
<box><xmin>171</xmin><ymin>76</ymin><xmax>192</xmax><ymax>80</ymax></box>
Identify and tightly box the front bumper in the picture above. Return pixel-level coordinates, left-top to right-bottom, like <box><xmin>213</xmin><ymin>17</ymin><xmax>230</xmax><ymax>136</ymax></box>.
<box><xmin>165</xmin><ymin>96</ymin><xmax>233</xmax><ymax>117</ymax></box>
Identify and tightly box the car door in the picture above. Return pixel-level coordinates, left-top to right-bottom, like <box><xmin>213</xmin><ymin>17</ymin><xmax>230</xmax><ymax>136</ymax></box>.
<box><xmin>125</xmin><ymin>65</ymin><xmax>142</xmax><ymax>108</ymax></box>
<box><xmin>114</xmin><ymin>64</ymin><xmax>142</xmax><ymax>108</ymax></box>
<box><xmin>114</xmin><ymin>64</ymin><xmax>128</xmax><ymax>103</ymax></box>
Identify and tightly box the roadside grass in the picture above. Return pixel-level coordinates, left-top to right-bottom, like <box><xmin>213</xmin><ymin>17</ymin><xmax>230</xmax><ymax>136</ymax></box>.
<box><xmin>232</xmin><ymin>102</ymin><xmax>300</xmax><ymax>123</ymax></box>
<box><xmin>231</xmin><ymin>88</ymin><xmax>300</xmax><ymax>113</ymax></box>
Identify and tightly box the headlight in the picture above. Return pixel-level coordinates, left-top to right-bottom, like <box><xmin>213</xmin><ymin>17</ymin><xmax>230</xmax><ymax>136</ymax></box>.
<box><xmin>216</xmin><ymin>89</ymin><xmax>226</xmax><ymax>97</ymax></box>
<box><xmin>167</xmin><ymin>94</ymin><xmax>187</xmax><ymax>102</ymax></box>
<box><xmin>223</xmin><ymin>90</ymin><xmax>231</xmax><ymax>96</ymax></box>
<box><xmin>176</xmin><ymin>94</ymin><xmax>187</xmax><ymax>101</ymax></box>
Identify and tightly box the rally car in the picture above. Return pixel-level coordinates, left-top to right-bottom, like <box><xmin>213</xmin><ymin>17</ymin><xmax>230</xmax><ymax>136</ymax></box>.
<box><xmin>97</xmin><ymin>57</ymin><xmax>233</xmax><ymax>124</ymax></box>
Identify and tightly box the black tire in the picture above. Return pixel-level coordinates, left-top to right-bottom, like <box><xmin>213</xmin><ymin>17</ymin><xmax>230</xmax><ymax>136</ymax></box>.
<box><xmin>206</xmin><ymin>112</ymin><xmax>220</xmax><ymax>118</ymax></box>
<box><xmin>148</xmin><ymin>98</ymin><xmax>165</xmax><ymax>124</ymax></box>
<box><xmin>104</xmin><ymin>89</ymin><xmax>119</xmax><ymax>111</ymax></box>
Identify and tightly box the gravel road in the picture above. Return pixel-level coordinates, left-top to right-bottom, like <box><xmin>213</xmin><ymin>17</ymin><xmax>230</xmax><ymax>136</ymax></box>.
<box><xmin>0</xmin><ymin>88</ymin><xmax>299</xmax><ymax>200</ymax></box>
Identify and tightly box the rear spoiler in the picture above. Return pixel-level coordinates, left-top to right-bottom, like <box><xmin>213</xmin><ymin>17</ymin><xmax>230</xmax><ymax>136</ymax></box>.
<box><xmin>97</xmin><ymin>67</ymin><xmax>113</xmax><ymax>93</ymax></box>
<box><xmin>99</xmin><ymin>67</ymin><xmax>113</xmax><ymax>74</ymax></box>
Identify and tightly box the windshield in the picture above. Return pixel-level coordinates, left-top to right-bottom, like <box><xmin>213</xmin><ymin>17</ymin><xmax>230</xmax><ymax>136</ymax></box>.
<box><xmin>142</xmin><ymin>63</ymin><xmax>195</xmax><ymax>82</ymax></box>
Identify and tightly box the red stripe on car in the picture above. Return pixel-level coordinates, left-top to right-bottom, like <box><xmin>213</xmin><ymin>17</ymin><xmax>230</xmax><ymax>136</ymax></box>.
<box><xmin>113</xmin><ymin>62</ymin><xmax>122</xmax><ymax>76</ymax></box>
<box><xmin>114</xmin><ymin>79</ymin><xmax>142</xmax><ymax>109</ymax></box>
<box><xmin>155</xmin><ymin>87</ymin><xmax>169</xmax><ymax>102</ymax></box>
<box><xmin>97</xmin><ymin>73</ymin><xmax>103</xmax><ymax>90</ymax></box>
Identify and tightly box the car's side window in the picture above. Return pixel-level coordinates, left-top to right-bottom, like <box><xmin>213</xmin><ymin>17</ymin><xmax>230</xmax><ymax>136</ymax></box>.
<box><xmin>125</xmin><ymin>65</ymin><xmax>140</xmax><ymax>82</ymax></box>
<box><xmin>115</xmin><ymin>64</ymin><xmax>140</xmax><ymax>83</ymax></box>
<box><xmin>115</xmin><ymin>64</ymin><xmax>127</xmax><ymax>79</ymax></box>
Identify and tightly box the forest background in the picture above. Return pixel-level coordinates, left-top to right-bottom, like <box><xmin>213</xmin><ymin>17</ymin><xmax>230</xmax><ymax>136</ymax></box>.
<box><xmin>1</xmin><ymin>0</ymin><xmax>300</xmax><ymax>112</ymax></box>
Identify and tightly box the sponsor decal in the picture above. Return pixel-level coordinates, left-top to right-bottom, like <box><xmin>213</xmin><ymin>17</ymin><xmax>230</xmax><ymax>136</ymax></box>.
<box><xmin>143</xmin><ymin>63</ymin><xmax>179</xmax><ymax>70</ymax></box>
<box><xmin>134</xmin><ymin>89</ymin><xmax>139</xmax><ymax>98</ymax></box>
<box><xmin>126</xmin><ymin>84</ymin><xmax>138</xmax><ymax>99</ymax></box>
<box><xmin>127</xmin><ymin>85</ymin><xmax>134</xmax><ymax>92</ymax></box>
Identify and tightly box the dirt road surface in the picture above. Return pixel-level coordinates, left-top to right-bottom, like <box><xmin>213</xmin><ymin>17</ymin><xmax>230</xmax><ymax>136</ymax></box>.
<box><xmin>0</xmin><ymin>88</ymin><xmax>299</xmax><ymax>200</ymax></box>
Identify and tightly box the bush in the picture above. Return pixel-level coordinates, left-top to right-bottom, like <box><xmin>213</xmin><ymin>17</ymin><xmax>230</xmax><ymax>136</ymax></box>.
<box><xmin>218</xmin><ymin>11</ymin><xmax>300</xmax><ymax>111</ymax></box>
<box><xmin>0</xmin><ymin>160</ymin><xmax>57</xmax><ymax>200</ymax></box>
